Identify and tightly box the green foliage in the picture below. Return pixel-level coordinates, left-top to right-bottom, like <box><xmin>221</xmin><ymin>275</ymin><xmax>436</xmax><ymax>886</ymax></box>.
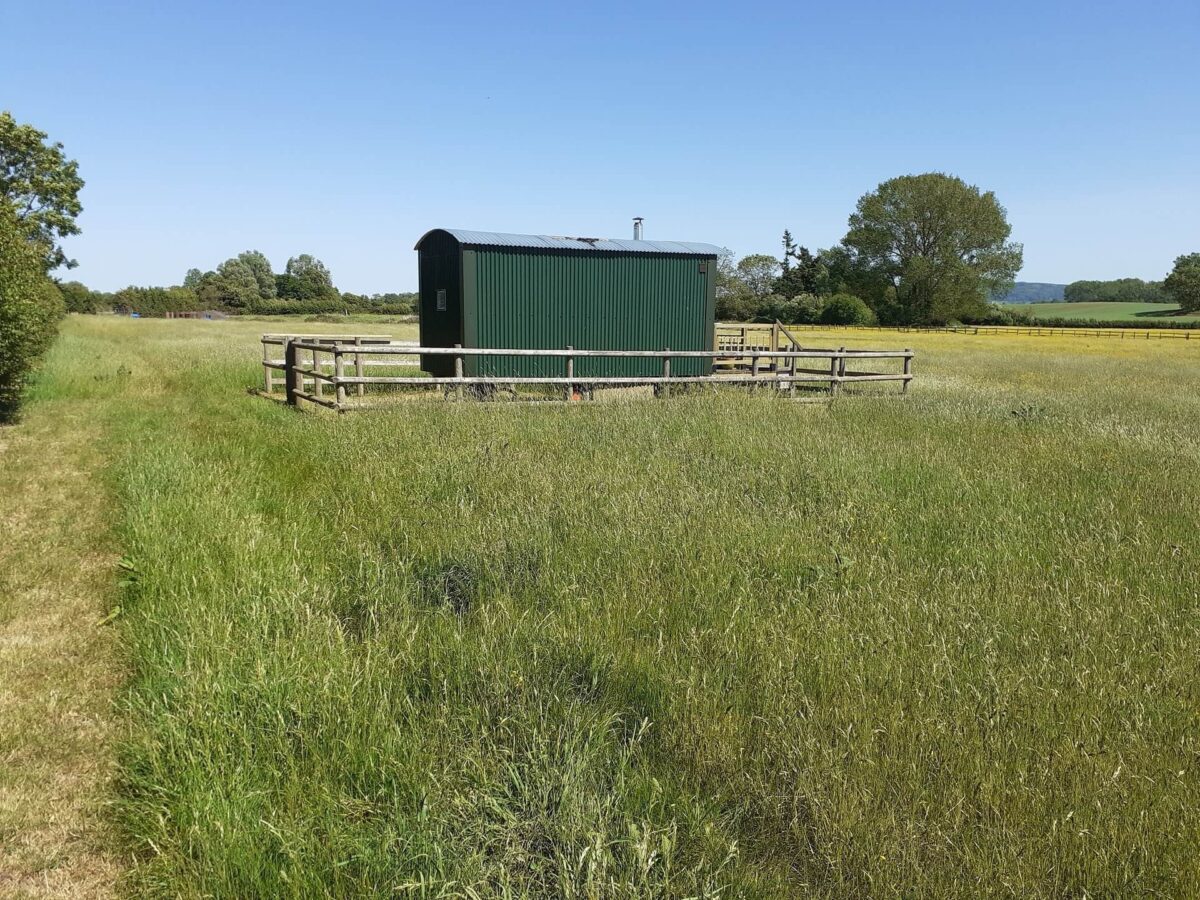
<box><xmin>749</xmin><ymin>292</ymin><xmax>875</xmax><ymax>326</ymax></box>
<box><xmin>755</xmin><ymin>293</ymin><xmax>824</xmax><ymax>325</ymax></box>
<box><xmin>715</xmin><ymin>291</ymin><xmax>759</xmax><ymax>322</ymax></box>
<box><xmin>201</xmin><ymin>257</ymin><xmax>265</xmax><ymax>309</ymax></box>
<box><xmin>340</xmin><ymin>291</ymin><xmax>418</xmax><ymax>315</ymax></box>
<box><xmin>1163</xmin><ymin>253</ymin><xmax>1200</xmax><ymax>312</ymax></box>
<box><xmin>91</xmin><ymin>249</ymin><xmax>413</xmax><ymax>318</ymax></box>
<box><xmin>56</xmin><ymin>279</ymin><xmax>108</xmax><ymax>314</ymax></box>
<box><xmin>735</xmin><ymin>254</ymin><xmax>779</xmax><ymax>299</ymax></box>
<box><xmin>780</xmin><ymin>229</ymin><xmax>797</xmax><ymax>270</ymax></box>
<box><xmin>277</xmin><ymin>253</ymin><xmax>338</xmax><ymax>302</ymax></box>
<box><xmin>237</xmin><ymin>250</ymin><xmax>277</xmax><ymax>299</ymax></box>
<box><xmin>112</xmin><ymin>285</ymin><xmax>199</xmax><ymax>317</ymax></box>
<box><xmin>1063</xmin><ymin>278</ymin><xmax>1167</xmax><ymax>303</ymax></box>
<box><xmin>0</xmin><ymin>111</ymin><xmax>84</xmax><ymax>271</ymax></box>
<box><xmin>0</xmin><ymin>202</ymin><xmax>63</xmax><ymax>422</ymax></box>
<box><xmin>772</xmin><ymin>245</ymin><xmax>824</xmax><ymax>297</ymax></box>
<box><xmin>819</xmin><ymin>292</ymin><xmax>877</xmax><ymax>325</ymax></box>
<box><xmin>843</xmin><ymin>172</ymin><xmax>1023</xmax><ymax>325</ymax></box>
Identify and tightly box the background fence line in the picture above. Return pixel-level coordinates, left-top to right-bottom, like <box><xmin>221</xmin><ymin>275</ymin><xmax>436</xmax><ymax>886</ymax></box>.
<box><xmin>731</xmin><ymin>322</ymin><xmax>1199</xmax><ymax>340</ymax></box>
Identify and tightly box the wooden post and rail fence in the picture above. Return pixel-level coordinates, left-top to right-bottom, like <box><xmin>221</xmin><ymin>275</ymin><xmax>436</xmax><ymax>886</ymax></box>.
<box><xmin>260</xmin><ymin>327</ymin><xmax>914</xmax><ymax>413</ymax></box>
<box><xmin>741</xmin><ymin>322</ymin><xmax>1199</xmax><ymax>341</ymax></box>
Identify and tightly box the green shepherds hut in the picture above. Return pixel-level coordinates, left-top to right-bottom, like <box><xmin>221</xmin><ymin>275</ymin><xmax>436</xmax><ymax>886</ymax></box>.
<box><xmin>414</xmin><ymin>228</ymin><xmax>720</xmax><ymax>378</ymax></box>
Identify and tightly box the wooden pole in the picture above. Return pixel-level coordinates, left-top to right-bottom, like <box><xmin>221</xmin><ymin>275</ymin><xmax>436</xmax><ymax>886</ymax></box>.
<box><xmin>355</xmin><ymin>336</ymin><xmax>365</xmax><ymax>397</ymax></box>
<box><xmin>335</xmin><ymin>349</ymin><xmax>346</xmax><ymax>412</ymax></box>
<box><xmin>902</xmin><ymin>350</ymin><xmax>912</xmax><ymax>394</ymax></box>
<box><xmin>829</xmin><ymin>350</ymin><xmax>840</xmax><ymax>396</ymax></box>
<box><xmin>285</xmin><ymin>339</ymin><xmax>299</xmax><ymax>405</ymax></box>
<box><xmin>312</xmin><ymin>347</ymin><xmax>323</xmax><ymax>400</ymax></box>
<box><xmin>661</xmin><ymin>347</ymin><xmax>671</xmax><ymax>399</ymax></box>
<box><xmin>263</xmin><ymin>339</ymin><xmax>273</xmax><ymax>393</ymax></box>
<box><xmin>565</xmin><ymin>345</ymin><xmax>574</xmax><ymax>402</ymax></box>
<box><xmin>454</xmin><ymin>344</ymin><xmax>464</xmax><ymax>402</ymax></box>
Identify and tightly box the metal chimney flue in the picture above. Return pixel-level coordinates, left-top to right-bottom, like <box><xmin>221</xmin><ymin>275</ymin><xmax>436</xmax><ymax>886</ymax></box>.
<box><xmin>633</xmin><ymin>217</ymin><xmax>643</xmax><ymax>240</ymax></box>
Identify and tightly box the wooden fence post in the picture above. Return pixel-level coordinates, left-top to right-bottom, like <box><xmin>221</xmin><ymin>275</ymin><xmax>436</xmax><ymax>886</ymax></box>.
<box><xmin>565</xmin><ymin>345</ymin><xmax>574</xmax><ymax>401</ymax></box>
<box><xmin>903</xmin><ymin>349</ymin><xmax>912</xmax><ymax>394</ymax></box>
<box><xmin>661</xmin><ymin>347</ymin><xmax>671</xmax><ymax>399</ymax></box>
<box><xmin>263</xmin><ymin>339</ymin><xmax>273</xmax><ymax>393</ymax></box>
<box><xmin>354</xmin><ymin>336</ymin><xmax>365</xmax><ymax>397</ymax></box>
<box><xmin>454</xmin><ymin>344</ymin><xmax>464</xmax><ymax>402</ymax></box>
<box><xmin>829</xmin><ymin>350</ymin><xmax>840</xmax><ymax>396</ymax></box>
<box><xmin>334</xmin><ymin>349</ymin><xmax>346</xmax><ymax>412</ymax></box>
<box><xmin>285</xmin><ymin>339</ymin><xmax>299</xmax><ymax>405</ymax></box>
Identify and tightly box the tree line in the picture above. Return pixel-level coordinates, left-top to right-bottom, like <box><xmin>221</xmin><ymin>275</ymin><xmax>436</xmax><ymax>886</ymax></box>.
<box><xmin>715</xmin><ymin>173</ymin><xmax>1026</xmax><ymax>327</ymax></box>
<box><xmin>58</xmin><ymin>252</ymin><xmax>417</xmax><ymax>317</ymax></box>
<box><xmin>1062</xmin><ymin>278</ymin><xmax>1167</xmax><ymax>303</ymax></box>
<box><xmin>1060</xmin><ymin>267</ymin><xmax>1199</xmax><ymax>311</ymax></box>
<box><xmin>714</xmin><ymin>172</ymin><xmax>1200</xmax><ymax>325</ymax></box>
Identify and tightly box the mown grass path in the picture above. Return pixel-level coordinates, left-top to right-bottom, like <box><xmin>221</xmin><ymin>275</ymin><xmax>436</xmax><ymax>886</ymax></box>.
<box><xmin>0</xmin><ymin>337</ymin><xmax>122</xmax><ymax>897</ymax></box>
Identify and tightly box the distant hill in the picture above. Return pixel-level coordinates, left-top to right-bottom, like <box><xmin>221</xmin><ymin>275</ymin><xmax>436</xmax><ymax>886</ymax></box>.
<box><xmin>993</xmin><ymin>282</ymin><xmax>1066</xmax><ymax>303</ymax></box>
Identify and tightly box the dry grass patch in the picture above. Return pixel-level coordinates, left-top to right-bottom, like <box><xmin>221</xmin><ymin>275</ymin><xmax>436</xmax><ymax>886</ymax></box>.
<box><xmin>0</xmin><ymin>397</ymin><xmax>122</xmax><ymax>897</ymax></box>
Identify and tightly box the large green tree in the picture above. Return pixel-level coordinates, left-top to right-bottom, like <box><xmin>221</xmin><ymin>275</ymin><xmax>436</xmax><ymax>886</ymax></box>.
<box><xmin>235</xmin><ymin>250</ymin><xmax>277</xmax><ymax>299</ymax></box>
<box><xmin>0</xmin><ymin>201</ymin><xmax>64</xmax><ymax>421</ymax></box>
<box><xmin>843</xmin><ymin>173</ymin><xmax>1023</xmax><ymax>324</ymax></box>
<box><xmin>56</xmin><ymin>279</ymin><xmax>104</xmax><ymax>313</ymax></box>
<box><xmin>0</xmin><ymin>111</ymin><xmax>84</xmax><ymax>270</ymax></box>
<box><xmin>277</xmin><ymin>253</ymin><xmax>337</xmax><ymax>301</ymax></box>
<box><xmin>736</xmin><ymin>254</ymin><xmax>780</xmax><ymax>299</ymax></box>
<box><xmin>210</xmin><ymin>259</ymin><xmax>263</xmax><ymax>309</ymax></box>
<box><xmin>773</xmin><ymin>245</ymin><xmax>825</xmax><ymax>298</ymax></box>
<box><xmin>1163</xmin><ymin>253</ymin><xmax>1200</xmax><ymax>312</ymax></box>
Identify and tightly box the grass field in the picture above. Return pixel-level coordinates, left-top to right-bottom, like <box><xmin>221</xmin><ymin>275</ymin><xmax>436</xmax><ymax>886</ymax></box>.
<box><xmin>5</xmin><ymin>315</ymin><xmax>1199</xmax><ymax>896</ymax></box>
<box><xmin>1002</xmin><ymin>300</ymin><xmax>1200</xmax><ymax>323</ymax></box>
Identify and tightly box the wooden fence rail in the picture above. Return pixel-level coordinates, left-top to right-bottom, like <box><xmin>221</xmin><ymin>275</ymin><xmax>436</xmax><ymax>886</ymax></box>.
<box><xmin>262</xmin><ymin>334</ymin><xmax>914</xmax><ymax>412</ymax></box>
<box><xmin>726</xmin><ymin>322</ymin><xmax>1199</xmax><ymax>341</ymax></box>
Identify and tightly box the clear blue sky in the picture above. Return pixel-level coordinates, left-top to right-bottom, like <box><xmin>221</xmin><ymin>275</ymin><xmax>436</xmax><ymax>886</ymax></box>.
<box><xmin>4</xmin><ymin>0</ymin><xmax>1198</xmax><ymax>292</ymax></box>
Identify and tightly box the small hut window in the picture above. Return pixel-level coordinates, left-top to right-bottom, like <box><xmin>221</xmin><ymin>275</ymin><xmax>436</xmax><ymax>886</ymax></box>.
<box><xmin>436</xmin><ymin>289</ymin><xmax>447</xmax><ymax>311</ymax></box>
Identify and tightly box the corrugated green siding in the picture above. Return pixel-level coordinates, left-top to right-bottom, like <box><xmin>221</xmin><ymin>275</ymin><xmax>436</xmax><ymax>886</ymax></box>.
<box><xmin>467</xmin><ymin>250</ymin><xmax>714</xmax><ymax>377</ymax></box>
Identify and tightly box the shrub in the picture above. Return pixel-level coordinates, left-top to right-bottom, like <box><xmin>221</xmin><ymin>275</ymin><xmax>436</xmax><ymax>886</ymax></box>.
<box><xmin>57</xmin><ymin>280</ymin><xmax>107</xmax><ymax>314</ymax></box>
<box><xmin>112</xmin><ymin>285</ymin><xmax>199</xmax><ymax>317</ymax></box>
<box><xmin>715</xmin><ymin>292</ymin><xmax>760</xmax><ymax>322</ymax></box>
<box><xmin>819</xmin><ymin>293</ymin><xmax>877</xmax><ymax>326</ymax></box>
<box><xmin>0</xmin><ymin>204</ymin><xmax>64</xmax><ymax>422</ymax></box>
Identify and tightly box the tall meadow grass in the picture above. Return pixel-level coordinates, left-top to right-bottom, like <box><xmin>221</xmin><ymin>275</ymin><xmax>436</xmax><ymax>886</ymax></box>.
<box><xmin>48</xmin><ymin>317</ymin><xmax>1200</xmax><ymax>896</ymax></box>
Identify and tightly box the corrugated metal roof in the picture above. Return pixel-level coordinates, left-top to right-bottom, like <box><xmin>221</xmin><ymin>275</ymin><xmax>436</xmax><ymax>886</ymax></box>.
<box><xmin>416</xmin><ymin>228</ymin><xmax>721</xmax><ymax>257</ymax></box>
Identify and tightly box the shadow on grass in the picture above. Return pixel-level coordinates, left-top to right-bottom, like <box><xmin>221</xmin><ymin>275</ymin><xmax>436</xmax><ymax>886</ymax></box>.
<box><xmin>1133</xmin><ymin>306</ymin><xmax>1194</xmax><ymax>319</ymax></box>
